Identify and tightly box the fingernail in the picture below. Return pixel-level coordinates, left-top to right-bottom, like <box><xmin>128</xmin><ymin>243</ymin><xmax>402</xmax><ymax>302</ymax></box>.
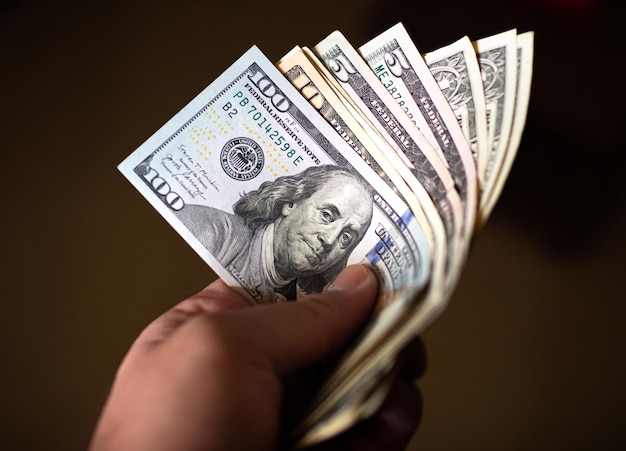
<box><xmin>328</xmin><ymin>265</ymin><xmax>371</xmax><ymax>291</ymax></box>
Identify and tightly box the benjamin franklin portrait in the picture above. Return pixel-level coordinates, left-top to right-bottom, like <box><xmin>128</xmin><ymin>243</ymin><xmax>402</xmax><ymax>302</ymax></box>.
<box><xmin>175</xmin><ymin>164</ymin><xmax>374</xmax><ymax>303</ymax></box>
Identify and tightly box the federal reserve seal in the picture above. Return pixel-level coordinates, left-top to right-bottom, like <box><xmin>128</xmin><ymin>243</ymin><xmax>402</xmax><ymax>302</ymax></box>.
<box><xmin>220</xmin><ymin>137</ymin><xmax>265</xmax><ymax>180</ymax></box>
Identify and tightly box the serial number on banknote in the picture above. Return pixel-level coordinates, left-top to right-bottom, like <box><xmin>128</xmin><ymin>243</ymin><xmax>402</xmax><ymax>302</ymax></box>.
<box><xmin>224</xmin><ymin>90</ymin><xmax>306</xmax><ymax>166</ymax></box>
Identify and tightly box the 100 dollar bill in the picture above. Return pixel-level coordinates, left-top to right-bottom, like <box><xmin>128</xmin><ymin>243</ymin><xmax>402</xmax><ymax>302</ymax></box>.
<box><xmin>119</xmin><ymin>46</ymin><xmax>433</xmax><ymax>308</ymax></box>
<box><xmin>119</xmin><ymin>45</ymin><xmax>442</xmax><ymax>445</ymax></box>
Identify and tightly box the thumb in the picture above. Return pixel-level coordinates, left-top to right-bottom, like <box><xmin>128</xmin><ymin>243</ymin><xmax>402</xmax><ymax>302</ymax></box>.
<box><xmin>219</xmin><ymin>264</ymin><xmax>379</xmax><ymax>376</ymax></box>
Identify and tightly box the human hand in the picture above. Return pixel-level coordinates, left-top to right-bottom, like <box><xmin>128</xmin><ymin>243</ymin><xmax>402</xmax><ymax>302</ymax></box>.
<box><xmin>89</xmin><ymin>265</ymin><xmax>425</xmax><ymax>451</ymax></box>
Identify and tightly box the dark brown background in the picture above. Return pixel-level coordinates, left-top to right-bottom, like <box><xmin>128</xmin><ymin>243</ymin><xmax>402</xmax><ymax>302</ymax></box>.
<box><xmin>2</xmin><ymin>0</ymin><xmax>625</xmax><ymax>449</ymax></box>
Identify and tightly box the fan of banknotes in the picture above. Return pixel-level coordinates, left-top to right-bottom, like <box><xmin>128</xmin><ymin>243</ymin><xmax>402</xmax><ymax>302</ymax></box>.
<box><xmin>119</xmin><ymin>22</ymin><xmax>533</xmax><ymax>447</ymax></box>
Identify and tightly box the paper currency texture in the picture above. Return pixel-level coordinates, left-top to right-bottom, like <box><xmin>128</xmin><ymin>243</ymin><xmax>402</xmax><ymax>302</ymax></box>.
<box><xmin>119</xmin><ymin>46</ymin><xmax>433</xmax><ymax>308</ymax></box>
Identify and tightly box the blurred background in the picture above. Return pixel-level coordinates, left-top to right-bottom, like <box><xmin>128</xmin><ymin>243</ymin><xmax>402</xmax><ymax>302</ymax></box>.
<box><xmin>1</xmin><ymin>0</ymin><xmax>624</xmax><ymax>449</ymax></box>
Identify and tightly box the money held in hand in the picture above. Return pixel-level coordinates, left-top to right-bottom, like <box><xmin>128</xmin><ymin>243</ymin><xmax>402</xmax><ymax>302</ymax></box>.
<box><xmin>118</xmin><ymin>23</ymin><xmax>533</xmax><ymax>446</ymax></box>
<box><xmin>120</xmin><ymin>46</ymin><xmax>433</xmax><ymax>306</ymax></box>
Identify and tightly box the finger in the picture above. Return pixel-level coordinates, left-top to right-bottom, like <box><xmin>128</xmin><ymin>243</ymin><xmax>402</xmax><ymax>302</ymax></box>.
<box><xmin>212</xmin><ymin>264</ymin><xmax>379</xmax><ymax>376</ymax></box>
<box><xmin>359</xmin><ymin>377</ymin><xmax>422</xmax><ymax>450</ymax></box>
<box><xmin>190</xmin><ymin>278</ymin><xmax>251</xmax><ymax>313</ymax></box>
<box><xmin>328</xmin><ymin>377</ymin><xmax>422</xmax><ymax>451</ymax></box>
<box><xmin>133</xmin><ymin>278</ymin><xmax>250</xmax><ymax>352</ymax></box>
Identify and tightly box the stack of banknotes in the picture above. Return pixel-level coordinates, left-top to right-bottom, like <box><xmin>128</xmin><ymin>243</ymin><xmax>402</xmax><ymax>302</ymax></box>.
<box><xmin>119</xmin><ymin>22</ymin><xmax>533</xmax><ymax>446</ymax></box>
